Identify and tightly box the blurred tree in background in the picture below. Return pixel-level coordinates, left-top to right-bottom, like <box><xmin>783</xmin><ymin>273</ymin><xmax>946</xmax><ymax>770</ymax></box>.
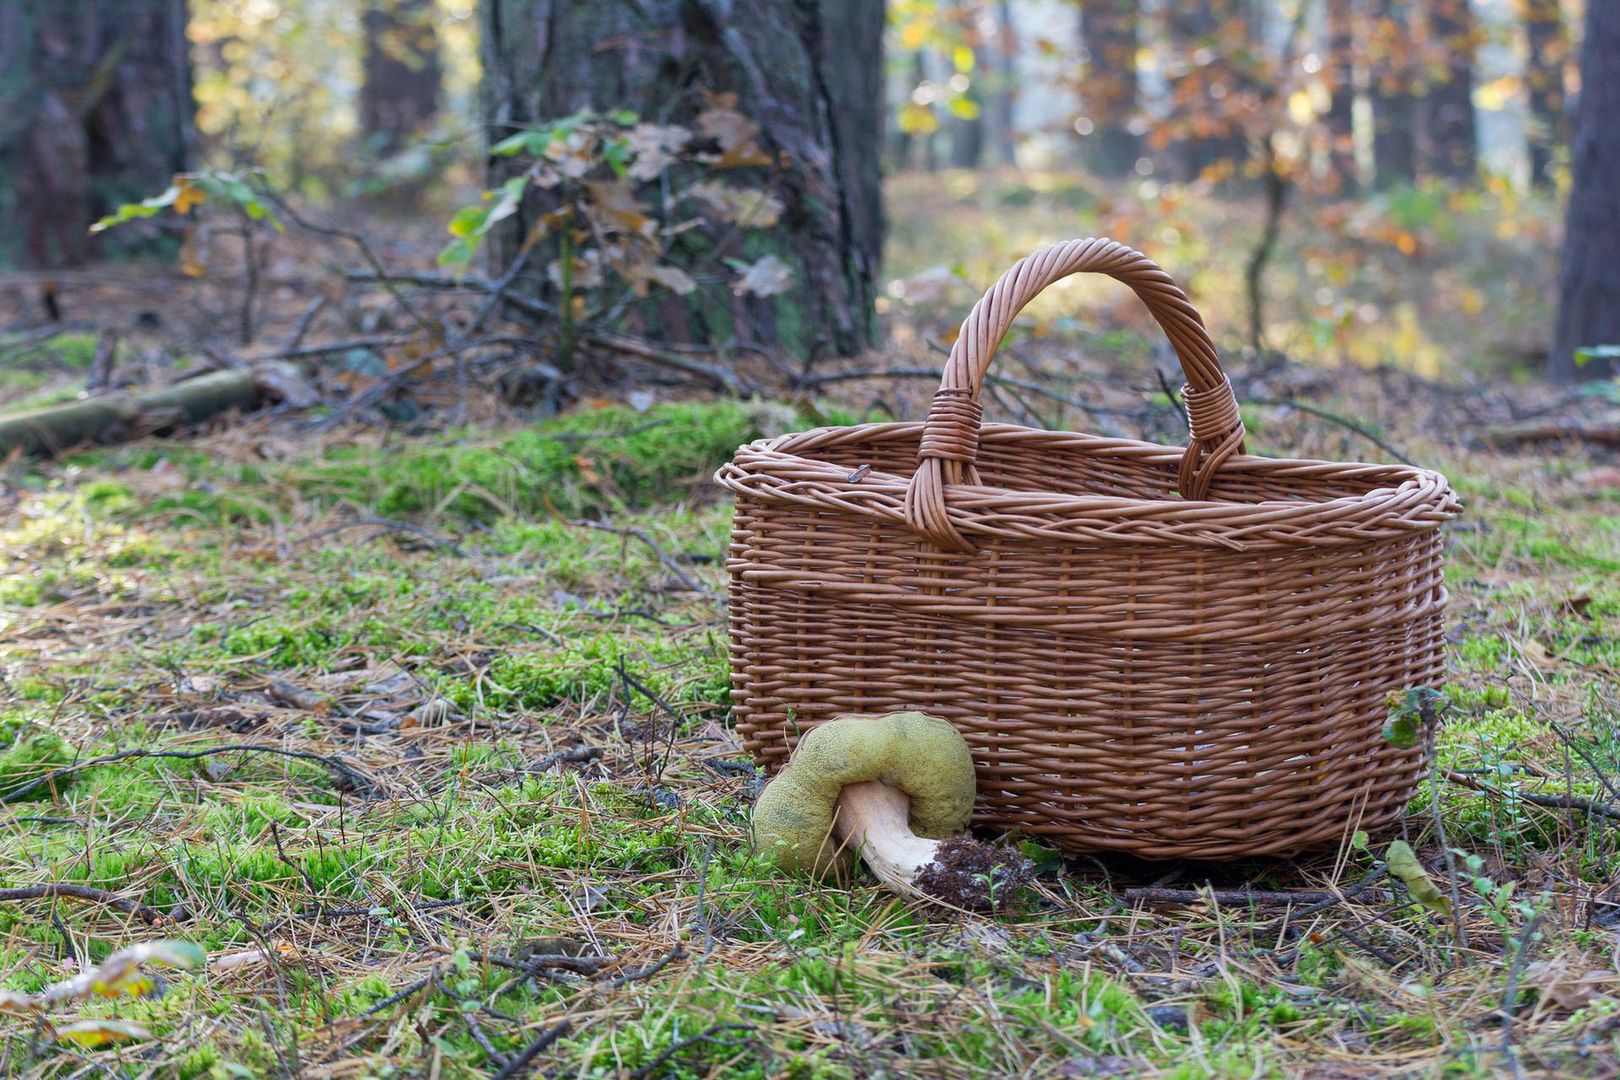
<box><xmin>361</xmin><ymin>0</ymin><xmax>442</xmax><ymax>157</ymax></box>
<box><xmin>1552</xmin><ymin>0</ymin><xmax>1617</xmax><ymax>382</ymax></box>
<box><xmin>0</xmin><ymin>0</ymin><xmax>195</xmax><ymax>271</ymax></box>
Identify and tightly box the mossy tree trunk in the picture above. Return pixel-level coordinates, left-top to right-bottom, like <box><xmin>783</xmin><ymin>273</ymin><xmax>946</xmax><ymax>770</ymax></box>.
<box><xmin>0</xmin><ymin>0</ymin><xmax>195</xmax><ymax>271</ymax></box>
<box><xmin>1551</xmin><ymin>0</ymin><xmax>1620</xmax><ymax>382</ymax></box>
<box><xmin>480</xmin><ymin>0</ymin><xmax>883</xmax><ymax>363</ymax></box>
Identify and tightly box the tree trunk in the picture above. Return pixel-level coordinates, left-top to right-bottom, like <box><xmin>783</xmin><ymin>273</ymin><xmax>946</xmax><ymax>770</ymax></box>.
<box><xmin>1080</xmin><ymin>0</ymin><xmax>1140</xmax><ymax>178</ymax></box>
<box><xmin>948</xmin><ymin>1</ymin><xmax>986</xmax><ymax>170</ymax></box>
<box><xmin>0</xmin><ymin>0</ymin><xmax>195</xmax><ymax>271</ymax></box>
<box><xmin>1420</xmin><ymin>0</ymin><xmax>1478</xmax><ymax>180</ymax></box>
<box><xmin>481</xmin><ymin>0</ymin><xmax>883</xmax><ymax>361</ymax></box>
<box><xmin>1369</xmin><ymin>0</ymin><xmax>1419</xmax><ymax>188</ymax></box>
<box><xmin>1521</xmin><ymin>0</ymin><xmax>1569</xmax><ymax>190</ymax></box>
<box><xmin>1325</xmin><ymin>0</ymin><xmax>1358</xmax><ymax>194</ymax></box>
<box><xmin>1551</xmin><ymin>0</ymin><xmax>1620</xmax><ymax>382</ymax></box>
<box><xmin>361</xmin><ymin>0</ymin><xmax>442</xmax><ymax>154</ymax></box>
<box><xmin>989</xmin><ymin>0</ymin><xmax>1018</xmax><ymax>165</ymax></box>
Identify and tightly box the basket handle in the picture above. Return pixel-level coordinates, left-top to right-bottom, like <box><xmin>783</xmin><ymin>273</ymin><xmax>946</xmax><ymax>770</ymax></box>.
<box><xmin>903</xmin><ymin>237</ymin><xmax>1246</xmax><ymax>553</ymax></box>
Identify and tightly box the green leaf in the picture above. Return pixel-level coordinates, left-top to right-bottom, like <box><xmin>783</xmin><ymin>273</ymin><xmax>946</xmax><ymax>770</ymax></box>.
<box><xmin>447</xmin><ymin>204</ymin><xmax>492</xmax><ymax>239</ymax></box>
<box><xmin>89</xmin><ymin>186</ymin><xmax>182</xmax><ymax>233</ymax></box>
<box><xmin>1016</xmin><ymin>839</ymin><xmax>1064</xmax><ymax>875</ymax></box>
<box><xmin>1386</xmin><ymin>841</ymin><xmax>1452</xmax><ymax>918</ymax></box>
<box><xmin>602</xmin><ymin>137</ymin><xmax>631</xmax><ymax>177</ymax></box>
<box><xmin>612</xmin><ymin>109</ymin><xmax>641</xmax><ymax>126</ymax></box>
<box><xmin>437</xmin><ymin>237</ymin><xmax>476</xmax><ymax>270</ymax></box>
<box><xmin>492</xmin><ymin>131</ymin><xmax>533</xmax><ymax>157</ymax></box>
<box><xmin>1575</xmin><ymin>345</ymin><xmax>1620</xmax><ymax>366</ymax></box>
<box><xmin>1382</xmin><ymin>710</ymin><xmax>1419</xmax><ymax>749</ymax></box>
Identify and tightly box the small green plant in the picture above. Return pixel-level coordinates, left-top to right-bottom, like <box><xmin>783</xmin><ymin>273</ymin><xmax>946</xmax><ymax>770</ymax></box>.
<box><xmin>442</xmin><ymin>100</ymin><xmax>795</xmax><ymax>365</ymax></box>
<box><xmin>90</xmin><ymin>169</ymin><xmax>285</xmax><ymax>345</ymax></box>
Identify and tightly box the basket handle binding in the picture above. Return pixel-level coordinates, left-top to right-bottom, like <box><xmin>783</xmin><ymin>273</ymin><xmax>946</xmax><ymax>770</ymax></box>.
<box><xmin>903</xmin><ymin>237</ymin><xmax>1247</xmax><ymax>554</ymax></box>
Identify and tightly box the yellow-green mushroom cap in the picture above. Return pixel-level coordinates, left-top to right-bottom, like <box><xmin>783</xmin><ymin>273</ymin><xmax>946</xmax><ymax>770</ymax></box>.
<box><xmin>750</xmin><ymin>711</ymin><xmax>977</xmax><ymax>876</ymax></box>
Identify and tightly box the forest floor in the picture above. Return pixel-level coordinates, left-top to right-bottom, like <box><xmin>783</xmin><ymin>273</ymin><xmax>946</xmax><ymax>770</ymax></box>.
<box><xmin>3</xmin><ymin>173</ymin><xmax>1620</xmax><ymax>1078</ymax></box>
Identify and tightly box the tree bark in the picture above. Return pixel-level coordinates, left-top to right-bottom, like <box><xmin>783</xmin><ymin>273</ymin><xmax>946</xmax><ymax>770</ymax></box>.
<box><xmin>1080</xmin><ymin>0</ymin><xmax>1140</xmax><ymax>178</ymax></box>
<box><xmin>480</xmin><ymin>0</ymin><xmax>882</xmax><ymax>362</ymax></box>
<box><xmin>1420</xmin><ymin>0</ymin><xmax>1478</xmax><ymax>180</ymax></box>
<box><xmin>0</xmin><ymin>0</ymin><xmax>195</xmax><ymax>270</ymax></box>
<box><xmin>1551</xmin><ymin>0</ymin><xmax>1620</xmax><ymax>382</ymax></box>
<box><xmin>1369</xmin><ymin>0</ymin><xmax>1419</xmax><ymax>188</ymax></box>
<box><xmin>1325</xmin><ymin>0</ymin><xmax>1359</xmax><ymax>194</ymax></box>
<box><xmin>1521</xmin><ymin>0</ymin><xmax>1569</xmax><ymax>190</ymax></box>
<box><xmin>361</xmin><ymin>0</ymin><xmax>442</xmax><ymax>154</ymax></box>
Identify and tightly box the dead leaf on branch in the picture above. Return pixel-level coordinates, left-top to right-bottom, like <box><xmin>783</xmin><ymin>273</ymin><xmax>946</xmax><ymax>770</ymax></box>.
<box><xmin>695</xmin><ymin>90</ymin><xmax>772</xmax><ymax>168</ymax></box>
<box><xmin>624</xmin><ymin>122</ymin><xmax>692</xmax><ymax>181</ymax></box>
<box><xmin>733</xmin><ymin>254</ymin><xmax>794</xmax><ymax>298</ymax></box>
<box><xmin>686</xmin><ymin>180</ymin><xmax>783</xmax><ymax>228</ymax></box>
<box><xmin>645</xmin><ymin>264</ymin><xmax>697</xmax><ymax>296</ymax></box>
<box><xmin>548</xmin><ymin>247</ymin><xmax>605</xmax><ymax>290</ymax></box>
<box><xmin>584</xmin><ymin>179</ymin><xmax>657</xmax><ymax>238</ymax></box>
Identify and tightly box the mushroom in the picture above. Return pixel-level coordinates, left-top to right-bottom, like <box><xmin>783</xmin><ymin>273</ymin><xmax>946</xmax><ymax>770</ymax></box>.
<box><xmin>751</xmin><ymin>711</ymin><xmax>1032</xmax><ymax>910</ymax></box>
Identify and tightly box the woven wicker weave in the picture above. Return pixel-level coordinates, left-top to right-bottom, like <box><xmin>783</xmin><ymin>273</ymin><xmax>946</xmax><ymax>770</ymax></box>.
<box><xmin>717</xmin><ymin>238</ymin><xmax>1461</xmax><ymax>860</ymax></box>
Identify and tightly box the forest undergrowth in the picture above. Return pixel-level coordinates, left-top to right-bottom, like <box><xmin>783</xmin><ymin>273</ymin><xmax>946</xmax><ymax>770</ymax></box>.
<box><xmin>2</xmin><ymin>176</ymin><xmax>1619</xmax><ymax>1078</ymax></box>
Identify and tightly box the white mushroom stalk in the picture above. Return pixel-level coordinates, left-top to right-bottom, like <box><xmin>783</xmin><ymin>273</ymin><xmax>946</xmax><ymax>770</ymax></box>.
<box><xmin>833</xmin><ymin>781</ymin><xmax>942</xmax><ymax>894</ymax></box>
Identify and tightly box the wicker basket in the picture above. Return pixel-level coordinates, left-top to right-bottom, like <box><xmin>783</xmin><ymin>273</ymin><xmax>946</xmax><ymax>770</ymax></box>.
<box><xmin>716</xmin><ymin>238</ymin><xmax>1461</xmax><ymax>860</ymax></box>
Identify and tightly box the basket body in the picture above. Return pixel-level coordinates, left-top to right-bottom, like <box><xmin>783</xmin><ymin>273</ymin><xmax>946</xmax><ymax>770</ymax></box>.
<box><xmin>718</xmin><ymin>239</ymin><xmax>1459</xmax><ymax>861</ymax></box>
<box><xmin>721</xmin><ymin>425</ymin><xmax>1454</xmax><ymax>860</ymax></box>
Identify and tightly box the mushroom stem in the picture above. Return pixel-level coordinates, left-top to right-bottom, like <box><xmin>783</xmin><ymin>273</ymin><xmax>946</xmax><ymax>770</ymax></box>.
<box><xmin>833</xmin><ymin>781</ymin><xmax>940</xmax><ymax>893</ymax></box>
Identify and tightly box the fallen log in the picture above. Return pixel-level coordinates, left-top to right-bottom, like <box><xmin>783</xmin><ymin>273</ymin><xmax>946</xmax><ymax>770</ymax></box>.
<box><xmin>1481</xmin><ymin>411</ymin><xmax>1620</xmax><ymax>448</ymax></box>
<box><xmin>0</xmin><ymin>363</ymin><xmax>306</xmax><ymax>459</ymax></box>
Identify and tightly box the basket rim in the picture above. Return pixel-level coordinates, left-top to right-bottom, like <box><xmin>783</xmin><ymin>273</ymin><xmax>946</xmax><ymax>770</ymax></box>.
<box><xmin>716</xmin><ymin>421</ymin><xmax>1461</xmax><ymax>551</ymax></box>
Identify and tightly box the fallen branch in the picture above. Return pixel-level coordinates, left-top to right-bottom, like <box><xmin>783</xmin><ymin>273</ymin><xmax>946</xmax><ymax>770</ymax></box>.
<box><xmin>0</xmin><ymin>884</ymin><xmax>174</xmax><ymax>926</ymax></box>
<box><xmin>1444</xmin><ymin>770</ymin><xmax>1620</xmax><ymax>822</ymax></box>
<box><xmin>346</xmin><ymin>269</ymin><xmax>751</xmax><ymax>395</ymax></box>
<box><xmin>1481</xmin><ymin>412</ymin><xmax>1620</xmax><ymax>448</ymax></box>
<box><xmin>0</xmin><ymin>744</ymin><xmax>378</xmax><ymax>804</ymax></box>
<box><xmin>298</xmin><ymin>516</ymin><xmax>463</xmax><ymax>555</ymax></box>
<box><xmin>796</xmin><ymin>366</ymin><xmax>1150</xmax><ymax>422</ymax></box>
<box><xmin>1125</xmin><ymin>886</ymin><xmax>1345</xmax><ymax>907</ymax></box>
<box><xmin>490</xmin><ymin>1020</ymin><xmax>572</xmax><ymax>1080</ymax></box>
<box><xmin>578</xmin><ymin>329</ymin><xmax>750</xmax><ymax>395</ymax></box>
<box><xmin>0</xmin><ymin>363</ymin><xmax>307</xmax><ymax>459</ymax></box>
<box><xmin>569</xmin><ymin>519</ymin><xmax>716</xmax><ymax>598</ymax></box>
<box><xmin>1245</xmin><ymin>397</ymin><xmax>1415</xmax><ymax>465</ymax></box>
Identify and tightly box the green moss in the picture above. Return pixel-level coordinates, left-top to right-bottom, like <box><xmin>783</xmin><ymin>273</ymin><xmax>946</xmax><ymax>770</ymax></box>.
<box><xmin>0</xmin><ymin>731</ymin><xmax>75</xmax><ymax>799</ymax></box>
<box><xmin>289</xmin><ymin>400</ymin><xmax>798</xmax><ymax>523</ymax></box>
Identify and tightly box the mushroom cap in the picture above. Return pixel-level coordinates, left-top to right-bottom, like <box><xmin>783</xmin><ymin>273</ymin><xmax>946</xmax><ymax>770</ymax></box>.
<box><xmin>750</xmin><ymin>711</ymin><xmax>977</xmax><ymax>876</ymax></box>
